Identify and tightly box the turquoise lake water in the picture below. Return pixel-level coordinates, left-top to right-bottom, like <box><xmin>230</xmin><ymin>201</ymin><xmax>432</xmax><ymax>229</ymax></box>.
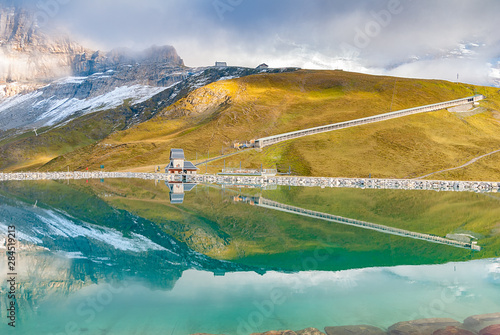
<box><xmin>1</xmin><ymin>257</ymin><xmax>499</xmax><ymax>335</ymax></box>
<box><xmin>0</xmin><ymin>180</ymin><xmax>499</xmax><ymax>334</ymax></box>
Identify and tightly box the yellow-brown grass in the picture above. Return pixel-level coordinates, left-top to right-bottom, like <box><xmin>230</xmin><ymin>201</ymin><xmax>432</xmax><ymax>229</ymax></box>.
<box><xmin>42</xmin><ymin>70</ymin><xmax>500</xmax><ymax>180</ymax></box>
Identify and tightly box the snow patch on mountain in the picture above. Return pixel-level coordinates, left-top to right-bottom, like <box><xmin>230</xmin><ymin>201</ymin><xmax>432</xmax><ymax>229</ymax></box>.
<box><xmin>0</xmin><ymin>90</ymin><xmax>43</xmax><ymax>112</ymax></box>
<box><xmin>35</xmin><ymin>85</ymin><xmax>169</xmax><ymax>127</ymax></box>
<box><xmin>0</xmin><ymin>77</ymin><xmax>178</xmax><ymax>130</ymax></box>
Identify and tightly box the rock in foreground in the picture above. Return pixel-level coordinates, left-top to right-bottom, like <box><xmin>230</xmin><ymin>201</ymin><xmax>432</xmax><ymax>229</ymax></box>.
<box><xmin>388</xmin><ymin>318</ymin><xmax>462</xmax><ymax>335</ymax></box>
<box><xmin>464</xmin><ymin>313</ymin><xmax>500</xmax><ymax>332</ymax></box>
<box><xmin>479</xmin><ymin>324</ymin><xmax>500</xmax><ymax>335</ymax></box>
<box><xmin>433</xmin><ymin>326</ymin><xmax>476</xmax><ymax>335</ymax></box>
<box><xmin>325</xmin><ymin>325</ymin><xmax>386</xmax><ymax>335</ymax></box>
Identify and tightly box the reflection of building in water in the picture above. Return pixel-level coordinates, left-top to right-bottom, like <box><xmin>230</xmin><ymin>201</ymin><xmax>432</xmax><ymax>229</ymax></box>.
<box><xmin>165</xmin><ymin>181</ymin><xmax>197</xmax><ymax>204</ymax></box>
<box><xmin>233</xmin><ymin>195</ymin><xmax>259</xmax><ymax>205</ymax></box>
<box><xmin>166</xmin><ymin>149</ymin><xmax>198</xmax><ymax>175</ymax></box>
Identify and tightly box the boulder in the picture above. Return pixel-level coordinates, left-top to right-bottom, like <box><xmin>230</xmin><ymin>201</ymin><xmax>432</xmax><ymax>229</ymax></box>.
<box><xmin>479</xmin><ymin>324</ymin><xmax>500</xmax><ymax>335</ymax></box>
<box><xmin>388</xmin><ymin>318</ymin><xmax>461</xmax><ymax>335</ymax></box>
<box><xmin>296</xmin><ymin>328</ymin><xmax>325</xmax><ymax>335</ymax></box>
<box><xmin>464</xmin><ymin>314</ymin><xmax>500</xmax><ymax>332</ymax></box>
<box><xmin>324</xmin><ymin>325</ymin><xmax>386</xmax><ymax>335</ymax></box>
<box><xmin>433</xmin><ymin>326</ymin><xmax>476</xmax><ymax>335</ymax></box>
<box><xmin>251</xmin><ymin>331</ymin><xmax>297</xmax><ymax>335</ymax></box>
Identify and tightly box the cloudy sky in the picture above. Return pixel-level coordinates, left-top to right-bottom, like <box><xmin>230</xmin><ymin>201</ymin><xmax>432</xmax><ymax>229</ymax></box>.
<box><xmin>21</xmin><ymin>0</ymin><xmax>500</xmax><ymax>85</ymax></box>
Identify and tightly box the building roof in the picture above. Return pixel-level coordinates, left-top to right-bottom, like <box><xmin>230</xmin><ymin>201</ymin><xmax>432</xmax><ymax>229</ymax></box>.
<box><xmin>165</xmin><ymin>182</ymin><xmax>198</xmax><ymax>192</ymax></box>
<box><xmin>257</xmin><ymin>63</ymin><xmax>269</xmax><ymax>68</ymax></box>
<box><xmin>169</xmin><ymin>193</ymin><xmax>185</xmax><ymax>204</ymax></box>
<box><xmin>183</xmin><ymin>183</ymin><xmax>197</xmax><ymax>192</ymax></box>
<box><xmin>170</xmin><ymin>149</ymin><xmax>185</xmax><ymax>160</ymax></box>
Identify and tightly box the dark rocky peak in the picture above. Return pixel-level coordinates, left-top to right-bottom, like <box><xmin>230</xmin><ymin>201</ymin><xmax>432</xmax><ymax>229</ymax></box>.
<box><xmin>72</xmin><ymin>45</ymin><xmax>184</xmax><ymax>76</ymax></box>
<box><xmin>142</xmin><ymin>45</ymin><xmax>184</xmax><ymax>65</ymax></box>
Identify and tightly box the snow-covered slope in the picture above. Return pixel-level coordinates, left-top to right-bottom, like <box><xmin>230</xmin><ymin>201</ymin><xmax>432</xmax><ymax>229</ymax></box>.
<box><xmin>0</xmin><ymin>66</ymin><xmax>299</xmax><ymax>133</ymax></box>
<box><xmin>0</xmin><ymin>69</ymin><xmax>185</xmax><ymax>130</ymax></box>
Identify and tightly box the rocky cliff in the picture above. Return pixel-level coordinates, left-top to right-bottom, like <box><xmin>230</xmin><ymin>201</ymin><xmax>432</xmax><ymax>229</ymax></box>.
<box><xmin>72</xmin><ymin>45</ymin><xmax>184</xmax><ymax>76</ymax></box>
<box><xmin>0</xmin><ymin>6</ymin><xmax>185</xmax><ymax>98</ymax></box>
<box><xmin>0</xmin><ymin>5</ymin><xmax>190</xmax><ymax>131</ymax></box>
<box><xmin>0</xmin><ymin>6</ymin><xmax>86</xmax><ymax>85</ymax></box>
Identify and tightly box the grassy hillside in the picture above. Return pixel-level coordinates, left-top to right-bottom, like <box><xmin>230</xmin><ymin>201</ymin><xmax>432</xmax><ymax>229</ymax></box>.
<box><xmin>40</xmin><ymin>70</ymin><xmax>500</xmax><ymax>180</ymax></box>
<box><xmin>0</xmin><ymin>67</ymin><xmax>289</xmax><ymax>172</ymax></box>
<box><xmin>0</xmin><ymin>105</ymin><xmax>133</xmax><ymax>172</ymax></box>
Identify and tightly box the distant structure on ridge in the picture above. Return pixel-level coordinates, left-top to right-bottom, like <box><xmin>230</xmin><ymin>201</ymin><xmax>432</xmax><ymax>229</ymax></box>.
<box><xmin>256</xmin><ymin>63</ymin><xmax>269</xmax><ymax>69</ymax></box>
<box><xmin>215</xmin><ymin>61</ymin><xmax>227</xmax><ymax>67</ymax></box>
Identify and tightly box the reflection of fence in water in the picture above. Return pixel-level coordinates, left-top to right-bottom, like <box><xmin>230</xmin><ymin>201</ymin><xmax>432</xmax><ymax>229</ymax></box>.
<box><xmin>235</xmin><ymin>195</ymin><xmax>482</xmax><ymax>251</ymax></box>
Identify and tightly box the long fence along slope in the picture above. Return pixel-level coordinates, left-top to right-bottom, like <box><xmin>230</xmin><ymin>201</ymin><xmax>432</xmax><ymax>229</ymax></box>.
<box><xmin>254</xmin><ymin>95</ymin><xmax>484</xmax><ymax>148</ymax></box>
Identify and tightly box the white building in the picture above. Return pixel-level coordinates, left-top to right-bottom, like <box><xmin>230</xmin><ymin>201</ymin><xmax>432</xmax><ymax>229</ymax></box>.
<box><xmin>165</xmin><ymin>149</ymin><xmax>198</xmax><ymax>174</ymax></box>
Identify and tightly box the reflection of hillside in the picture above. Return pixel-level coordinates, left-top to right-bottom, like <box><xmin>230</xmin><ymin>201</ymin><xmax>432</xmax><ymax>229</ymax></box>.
<box><xmin>73</xmin><ymin>179</ymin><xmax>486</xmax><ymax>270</ymax></box>
<box><xmin>0</xmin><ymin>181</ymin><xmax>260</xmax><ymax>323</ymax></box>
<box><xmin>3</xmin><ymin>179</ymin><xmax>498</xmax><ymax>273</ymax></box>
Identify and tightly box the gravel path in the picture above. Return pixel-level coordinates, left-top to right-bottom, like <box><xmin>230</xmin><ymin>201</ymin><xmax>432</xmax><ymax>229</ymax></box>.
<box><xmin>415</xmin><ymin>148</ymin><xmax>500</xmax><ymax>180</ymax></box>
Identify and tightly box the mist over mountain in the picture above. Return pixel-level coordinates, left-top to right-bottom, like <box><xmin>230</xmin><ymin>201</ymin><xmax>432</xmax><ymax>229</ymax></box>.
<box><xmin>0</xmin><ymin>5</ymin><xmax>190</xmax><ymax>132</ymax></box>
<box><xmin>0</xmin><ymin>6</ymin><xmax>85</xmax><ymax>87</ymax></box>
<box><xmin>0</xmin><ymin>6</ymin><xmax>184</xmax><ymax>94</ymax></box>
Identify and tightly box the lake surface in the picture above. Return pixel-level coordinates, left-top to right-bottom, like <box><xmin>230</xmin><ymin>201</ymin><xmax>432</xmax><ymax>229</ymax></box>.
<box><xmin>0</xmin><ymin>179</ymin><xmax>499</xmax><ymax>334</ymax></box>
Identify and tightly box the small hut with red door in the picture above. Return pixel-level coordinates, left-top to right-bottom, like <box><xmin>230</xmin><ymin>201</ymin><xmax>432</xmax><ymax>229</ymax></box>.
<box><xmin>165</xmin><ymin>149</ymin><xmax>198</xmax><ymax>174</ymax></box>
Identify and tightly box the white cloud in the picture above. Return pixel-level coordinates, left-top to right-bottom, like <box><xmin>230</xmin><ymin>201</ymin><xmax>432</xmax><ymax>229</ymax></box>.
<box><xmin>5</xmin><ymin>0</ymin><xmax>500</xmax><ymax>85</ymax></box>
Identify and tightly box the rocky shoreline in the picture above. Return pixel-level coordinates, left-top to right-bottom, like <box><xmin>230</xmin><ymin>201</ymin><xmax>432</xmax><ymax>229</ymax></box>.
<box><xmin>192</xmin><ymin>314</ymin><xmax>500</xmax><ymax>335</ymax></box>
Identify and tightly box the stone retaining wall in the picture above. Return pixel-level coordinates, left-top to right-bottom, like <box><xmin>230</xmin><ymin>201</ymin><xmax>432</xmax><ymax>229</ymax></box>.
<box><xmin>1</xmin><ymin>172</ymin><xmax>499</xmax><ymax>194</ymax></box>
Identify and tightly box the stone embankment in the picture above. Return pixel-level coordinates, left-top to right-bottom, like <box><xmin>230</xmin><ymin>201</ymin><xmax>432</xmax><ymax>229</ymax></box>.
<box><xmin>191</xmin><ymin>314</ymin><xmax>500</xmax><ymax>335</ymax></box>
<box><xmin>1</xmin><ymin>172</ymin><xmax>499</xmax><ymax>194</ymax></box>
<box><xmin>189</xmin><ymin>175</ymin><xmax>500</xmax><ymax>193</ymax></box>
<box><xmin>0</xmin><ymin>172</ymin><xmax>168</xmax><ymax>181</ymax></box>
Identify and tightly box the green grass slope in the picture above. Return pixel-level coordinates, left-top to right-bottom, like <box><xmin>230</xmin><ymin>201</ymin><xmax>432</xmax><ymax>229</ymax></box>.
<box><xmin>41</xmin><ymin>70</ymin><xmax>500</xmax><ymax>180</ymax></box>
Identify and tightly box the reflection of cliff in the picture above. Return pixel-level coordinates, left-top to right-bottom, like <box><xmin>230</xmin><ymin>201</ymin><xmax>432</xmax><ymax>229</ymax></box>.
<box><xmin>0</xmin><ymin>251</ymin><xmax>84</xmax><ymax>323</ymax></box>
<box><xmin>0</xmin><ymin>182</ymin><xmax>259</xmax><ymax>322</ymax></box>
<box><xmin>0</xmin><ymin>248</ymin><xmax>188</xmax><ymax>323</ymax></box>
